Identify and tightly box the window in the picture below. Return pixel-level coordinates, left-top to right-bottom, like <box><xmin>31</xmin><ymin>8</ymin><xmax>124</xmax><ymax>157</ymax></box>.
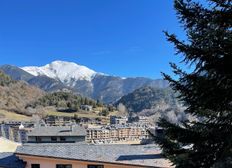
<box><xmin>56</xmin><ymin>164</ymin><xmax>72</xmax><ymax>168</ymax></box>
<box><xmin>60</xmin><ymin>137</ymin><xmax>66</xmax><ymax>142</ymax></box>
<box><xmin>31</xmin><ymin>164</ymin><xmax>40</xmax><ymax>168</ymax></box>
<box><xmin>87</xmin><ymin>165</ymin><xmax>104</xmax><ymax>168</ymax></box>
<box><xmin>51</xmin><ymin>137</ymin><xmax>57</xmax><ymax>142</ymax></box>
<box><xmin>35</xmin><ymin>137</ymin><xmax>42</xmax><ymax>142</ymax></box>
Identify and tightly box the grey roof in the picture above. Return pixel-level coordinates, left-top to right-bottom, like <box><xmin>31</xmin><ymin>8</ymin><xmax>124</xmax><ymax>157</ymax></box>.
<box><xmin>16</xmin><ymin>143</ymin><xmax>171</xmax><ymax>167</ymax></box>
<box><xmin>28</xmin><ymin>125</ymin><xmax>86</xmax><ymax>137</ymax></box>
<box><xmin>0</xmin><ymin>152</ymin><xmax>24</xmax><ymax>168</ymax></box>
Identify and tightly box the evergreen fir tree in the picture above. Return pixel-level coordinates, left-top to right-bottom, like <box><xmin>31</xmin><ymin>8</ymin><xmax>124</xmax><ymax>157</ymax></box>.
<box><xmin>155</xmin><ymin>0</ymin><xmax>232</xmax><ymax>167</ymax></box>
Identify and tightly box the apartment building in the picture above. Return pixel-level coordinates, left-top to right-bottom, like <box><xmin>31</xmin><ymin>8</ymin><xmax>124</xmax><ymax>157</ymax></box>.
<box><xmin>86</xmin><ymin>124</ymin><xmax>150</xmax><ymax>144</ymax></box>
<box><xmin>27</xmin><ymin>125</ymin><xmax>86</xmax><ymax>143</ymax></box>
<box><xmin>44</xmin><ymin>116</ymin><xmax>74</xmax><ymax>126</ymax></box>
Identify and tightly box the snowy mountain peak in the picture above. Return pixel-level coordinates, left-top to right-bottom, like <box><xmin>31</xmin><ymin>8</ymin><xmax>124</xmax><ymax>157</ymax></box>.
<box><xmin>21</xmin><ymin>60</ymin><xmax>101</xmax><ymax>86</ymax></box>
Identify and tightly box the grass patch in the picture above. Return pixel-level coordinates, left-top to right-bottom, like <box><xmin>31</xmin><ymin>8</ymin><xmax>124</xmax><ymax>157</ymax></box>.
<box><xmin>0</xmin><ymin>109</ymin><xmax>31</xmax><ymax>122</ymax></box>
<box><xmin>46</xmin><ymin>110</ymin><xmax>107</xmax><ymax>119</ymax></box>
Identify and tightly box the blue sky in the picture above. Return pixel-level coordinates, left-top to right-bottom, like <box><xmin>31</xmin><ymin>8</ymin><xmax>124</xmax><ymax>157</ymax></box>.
<box><xmin>0</xmin><ymin>0</ymin><xmax>187</xmax><ymax>79</ymax></box>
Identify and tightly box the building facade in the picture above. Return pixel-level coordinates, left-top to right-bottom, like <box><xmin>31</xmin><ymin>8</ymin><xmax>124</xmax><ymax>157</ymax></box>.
<box><xmin>0</xmin><ymin>122</ymin><xmax>32</xmax><ymax>143</ymax></box>
<box><xmin>86</xmin><ymin>124</ymin><xmax>150</xmax><ymax>144</ymax></box>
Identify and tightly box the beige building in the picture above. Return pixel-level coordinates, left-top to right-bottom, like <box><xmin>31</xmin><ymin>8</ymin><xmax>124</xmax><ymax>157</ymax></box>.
<box><xmin>16</xmin><ymin>143</ymin><xmax>173</xmax><ymax>168</ymax></box>
<box><xmin>86</xmin><ymin>125</ymin><xmax>149</xmax><ymax>144</ymax></box>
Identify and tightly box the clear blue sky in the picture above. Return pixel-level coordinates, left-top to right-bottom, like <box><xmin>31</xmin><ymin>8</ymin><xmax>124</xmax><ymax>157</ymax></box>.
<box><xmin>0</xmin><ymin>0</ymin><xmax>186</xmax><ymax>79</ymax></box>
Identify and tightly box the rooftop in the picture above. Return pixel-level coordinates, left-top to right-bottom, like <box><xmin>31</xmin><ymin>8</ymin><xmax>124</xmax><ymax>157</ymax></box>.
<box><xmin>16</xmin><ymin>143</ymin><xmax>172</xmax><ymax>167</ymax></box>
<box><xmin>0</xmin><ymin>152</ymin><xmax>24</xmax><ymax>168</ymax></box>
<box><xmin>27</xmin><ymin>125</ymin><xmax>86</xmax><ymax>137</ymax></box>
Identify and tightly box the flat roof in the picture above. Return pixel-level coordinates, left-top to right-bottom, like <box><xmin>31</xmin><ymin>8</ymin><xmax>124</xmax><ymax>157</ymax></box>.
<box><xmin>28</xmin><ymin>125</ymin><xmax>86</xmax><ymax>137</ymax></box>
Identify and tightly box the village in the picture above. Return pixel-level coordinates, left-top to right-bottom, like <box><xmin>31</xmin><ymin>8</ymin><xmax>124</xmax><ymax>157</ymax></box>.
<box><xmin>0</xmin><ymin>114</ymin><xmax>170</xmax><ymax>168</ymax></box>
<box><xmin>0</xmin><ymin>115</ymin><xmax>154</xmax><ymax>144</ymax></box>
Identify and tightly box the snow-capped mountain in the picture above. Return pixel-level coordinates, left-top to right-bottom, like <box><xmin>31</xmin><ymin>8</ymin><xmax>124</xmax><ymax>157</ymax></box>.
<box><xmin>22</xmin><ymin>60</ymin><xmax>102</xmax><ymax>86</ymax></box>
<box><xmin>1</xmin><ymin>60</ymin><xmax>169</xmax><ymax>103</ymax></box>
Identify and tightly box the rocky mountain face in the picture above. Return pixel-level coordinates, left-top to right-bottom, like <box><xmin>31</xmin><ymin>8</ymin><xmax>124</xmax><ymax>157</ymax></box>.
<box><xmin>0</xmin><ymin>70</ymin><xmax>44</xmax><ymax>115</ymax></box>
<box><xmin>1</xmin><ymin>61</ymin><xmax>169</xmax><ymax>103</ymax></box>
<box><xmin>115</xmin><ymin>86</ymin><xmax>187</xmax><ymax>124</ymax></box>
<box><xmin>91</xmin><ymin>75</ymin><xmax>168</xmax><ymax>103</ymax></box>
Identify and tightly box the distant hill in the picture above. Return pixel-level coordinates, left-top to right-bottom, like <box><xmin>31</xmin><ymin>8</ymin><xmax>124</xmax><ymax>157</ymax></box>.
<box><xmin>0</xmin><ymin>70</ymin><xmax>44</xmax><ymax>115</ymax></box>
<box><xmin>115</xmin><ymin>86</ymin><xmax>178</xmax><ymax>112</ymax></box>
<box><xmin>115</xmin><ymin>86</ymin><xmax>187</xmax><ymax>123</ymax></box>
<box><xmin>1</xmin><ymin>61</ymin><xmax>169</xmax><ymax>103</ymax></box>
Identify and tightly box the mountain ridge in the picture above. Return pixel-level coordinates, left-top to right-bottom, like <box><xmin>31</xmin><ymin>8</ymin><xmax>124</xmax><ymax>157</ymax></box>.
<box><xmin>1</xmin><ymin>60</ymin><xmax>169</xmax><ymax>103</ymax></box>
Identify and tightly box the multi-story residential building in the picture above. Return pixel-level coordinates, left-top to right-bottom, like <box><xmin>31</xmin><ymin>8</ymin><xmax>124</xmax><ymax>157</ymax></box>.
<box><xmin>44</xmin><ymin>116</ymin><xmax>74</xmax><ymax>126</ymax></box>
<box><xmin>27</xmin><ymin>125</ymin><xmax>86</xmax><ymax>143</ymax></box>
<box><xmin>0</xmin><ymin>122</ymin><xmax>33</xmax><ymax>143</ymax></box>
<box><xmin>86</xmin><ymin>124</ymin><xmax>150</xmax><ymax>144</ymax></box>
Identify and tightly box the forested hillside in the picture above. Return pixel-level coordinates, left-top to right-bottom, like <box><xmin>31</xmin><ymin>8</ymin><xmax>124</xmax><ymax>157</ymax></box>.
<box><xmin>0</xmin><ymin>70</ymin><xmax>44</xmax><ymax>115</ymax></box>
<box><xmin>116</xmin><ymin>86</ymin><xmax>187</xmax><ymax>123</ymax></box>
<box><xmin>116</xmin><ymin>87</ymin><xmax>178</xmax><ymax>112</ymax></box>
<box><xmin>30</xmin><ymin>91</ymin><xmax>104</xmax><ymax>112</ymax></box>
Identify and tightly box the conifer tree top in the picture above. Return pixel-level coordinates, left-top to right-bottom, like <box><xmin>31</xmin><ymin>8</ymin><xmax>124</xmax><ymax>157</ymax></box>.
<box><xmin>155</xmin><ymin>0</ymin><xmax>232</xmax><ymax>167</ymax></box>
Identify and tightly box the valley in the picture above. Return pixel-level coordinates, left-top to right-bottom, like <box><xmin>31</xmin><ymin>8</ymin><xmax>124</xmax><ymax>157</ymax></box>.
<box><xmin>0</xmin><ymin>60</ymin><xmax>182</xmax><ymax>125</ymax></box>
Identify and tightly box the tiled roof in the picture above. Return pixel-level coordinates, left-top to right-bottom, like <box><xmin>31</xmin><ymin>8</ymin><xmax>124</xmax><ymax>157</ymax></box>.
<box><xmin>16</xmin><ymin>143</ymin><xmax>172</xmax><ymax>167</ymax></box>
<box><xmin>28</xmin><ymin>125</ymin><xmax>86</xmax><ymax>137</ymax></box>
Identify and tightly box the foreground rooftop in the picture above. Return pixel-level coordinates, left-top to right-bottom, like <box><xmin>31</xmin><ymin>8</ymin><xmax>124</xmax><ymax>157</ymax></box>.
<box><xmin>16</xmin><ymin>143</ymin><xmax>172</xmax><ymax>167</ymax></box>
<box><xmin>0</xmin><ymin>152</ymin><xmax>24</xmax><ymax>168</ymax></box>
